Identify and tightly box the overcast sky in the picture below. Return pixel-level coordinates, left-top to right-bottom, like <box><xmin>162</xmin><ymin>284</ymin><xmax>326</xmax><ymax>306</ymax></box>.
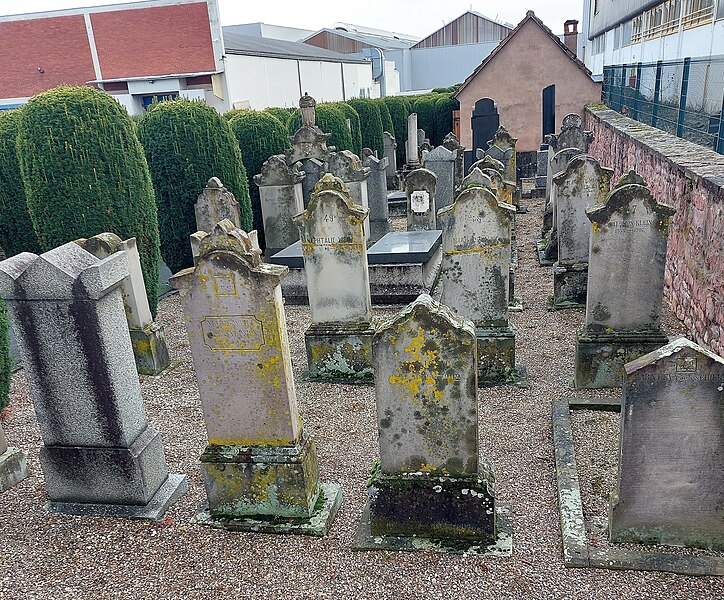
<box><xmin>0</xmin><ymin>0</ymin><xmax>583</xmax><ymax>36</ymax></box>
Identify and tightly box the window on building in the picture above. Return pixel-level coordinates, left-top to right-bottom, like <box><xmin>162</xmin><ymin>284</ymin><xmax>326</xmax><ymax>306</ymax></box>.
<box><xmin>614</xmin><ymin>24</ymin><xmax>622</xmax><ymax>49</ymax></box>
<box><xmin>592</xmin><ymin>34</ymin><xmax>605</xmax><ymax>54</ymax></box>
<box><xmin>683</xmin><ymin>0</ymin><xmax>714</xmax><ymax>28</ymax></box>
<box><xmin>718</xmin><ymin>0</ymin><xmax>724</xmax><ymax>20</ymax></box>
<box><xmin>632</xmin><ymin>15</ymin><xmax>643</xmax><ymax>43</ymax></box>
<box><xmin>662</xmin><ymin>0</ymin><xmax>682</xmax><ymax>34</ymax></box>
<box><xmin>622</xmin><ymin>20</ymin><xmax>633</xmax><ymax>46</ymax></box>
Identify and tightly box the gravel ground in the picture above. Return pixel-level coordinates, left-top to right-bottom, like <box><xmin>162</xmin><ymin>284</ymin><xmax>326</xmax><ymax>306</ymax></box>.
<box><xmin>1</xmin><ymin>197</ymin><xmax>722</xmax><ymax>599</ymax></box>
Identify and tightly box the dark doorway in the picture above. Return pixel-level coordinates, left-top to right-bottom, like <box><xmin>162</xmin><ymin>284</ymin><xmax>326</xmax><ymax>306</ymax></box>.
<box><xmin>471</xmin><ymin>98</ymin><xmax>499</xmax><ymax>154</ymax></box>
<box><xmin>542</xmin><ymin>85</ymin><xmax>556</xmax><ymax>141</ymax></box>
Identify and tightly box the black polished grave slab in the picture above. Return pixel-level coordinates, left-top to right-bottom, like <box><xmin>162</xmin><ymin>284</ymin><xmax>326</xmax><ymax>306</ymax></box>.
<box><xmin>387</xmin><ymin>191</ymin><xmax>407</xmax><ymax>217</ymax></box>
<box><xmin>367</xmin><ymin>231</ymin><xmax>441</xmax><ymax>265</ymax></box>
<box><xmin>269</xmin><ymin>241</ymin><xmax>304</xmax><ymax>269</ymax></box>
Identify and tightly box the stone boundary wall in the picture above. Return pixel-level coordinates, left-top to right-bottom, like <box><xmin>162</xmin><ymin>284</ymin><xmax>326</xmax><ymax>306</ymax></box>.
<box><xmin>585</xmin><ymin>107</ymin><xmax>723</xmax><ymax>357</ymax></box>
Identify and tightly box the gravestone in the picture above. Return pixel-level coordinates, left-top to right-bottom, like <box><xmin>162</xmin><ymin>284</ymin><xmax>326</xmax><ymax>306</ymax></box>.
<box><xmin>417</xmin><ymin>129</ymin><xmax>426</xmax><ymax>149</ymax></box>
<box><xmin>328</xmin><ymin>150</ymin><xmax>371</xmax><ymax>239</ymax></box>
<box><xmin>0</xmin><ymin>424</ymin><xmax>27</xmax><ymax>493</ymax></box>
<box><xmin>171</xmin><ymin>220</ymin><xmax>341</xmax><ymax>534</ymax></box>
<box><xmin>486</xmin><ymin>126</ymin><xmax>517</xmax><ymax>185</ymax></box>
<box><xmin>0</xmin><ymin>243</ymin><xmax>187</xmax><ymax>517</ymax></box>
<box><xmin>357</xmin><ymin>294</ymin><xmax>501</xmax><ymax>549</ymax></box>
<box><xmin>254</xmin><ymin>154</ymin><xmax>305</xmax><ymax>256</ymax></box>
<box><xmin>285</xmin><ymin>94</ymin><xmax>331</xmax><ymax>166</ymax></box>
<box><xmin>471</xmin><ymin>98</ymin><xmax>499</xmax><ymax>156</ymax></box>
<box><xmin>551</xmin><ymin>155</ymin><xmax>612</xmax><ymax>309</ymax></box>
<box><xmin>362</xmin><ymin>149</ymin><xmax>391</xmax><ymax>242</ymax></box>
<box><xmin>194</xmin><ymin>177</ymin><xmax>240</xmax><ymax>232</ymax></box>
<box><xmin>610</xmin><ymin>337</ymin><xmax>724</xmax><ymax>551</ymax></box>
<box><xmin>406</xmin><ymin>113</ymin><xmax>420</xmax><ymax>168</ymax></box>
<box><xmin>422</xmin><ymin>145</ymin><xmax>456</xmax><ymax>212</ymax></box>
<box><xmin>76</xmin><ymin>233</ymin><xmax>171</xmax><ymax>375</ymax></box>
<box><xmin>442</xmin><ymin>132</ymin><xmax>465</xmax><ymax>192</ymax></box>
<box><xmin>458</xmin><ymin>167</ymin><xmax>493</xmax><ymax>193</ymax></box>
<box><xmin>405</xmin><ymin>169</ymin><xmax>437</xmax><ymax>231</ymax></box>
<box><xmin>299</xmin><ymin>158</ymin><xmax>325</xmax><ymax>207</ymax></box>
<box><xmin>470</xmin><ymin>154</ymin><xmax>505</xmax><ymax>177</ymax></box>
<box><xmin>545</xmin><ymin>113</ymin><xmax>593</xmax><ymax>208</ymax></box>
<box><xmin>437</xmin><ymin>184</ymin><xmax>518</xmax><ymax>385</ymax></box>
<box><xmin>293</xmin><ymin>174</ymin><xmax>374</xmax><ymax>382</ymax></box>
<box><xmin>383</xmin><ymin>131</ymin><xmax>398</xmax><ymax>189</ymax></box>
<box><xmin>575</xmin><ymin>172</ymin><xmax>676</xmax><ymax>388</ymax></box>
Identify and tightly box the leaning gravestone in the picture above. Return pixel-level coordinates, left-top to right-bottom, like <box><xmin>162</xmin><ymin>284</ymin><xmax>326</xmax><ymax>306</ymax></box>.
<box><xmin>422</xmin><ymin>145</ymin><xmax>456</xmax><ymax>212</ymax></box>
<box><xmin>383</xmin><ymin>131</ymin><xmax>398</xmax><ymax>189</ymax></box>
<box><xmin>171</xmin><ymin>220</ymin><xmax>341</xmax><ymax>534</ymax></box>
<box><xmin>293</xmin><ymin>174</ymin><xmax>374</xmax><ymax>382</ymax></box>
<box><xmin>194</xmin><ymin>177</ymin><xmax>241</xmax><ymax>232</ymax></box>
<box><xmin>437</xmin><ymin>184</ymin><xmax>518</xmax><ymax>385</ymax></box>
<box><xmin>610</xmin><ymin>337</ymin><xmax>724</xmax><ymax>550</ymax></box>
<box><xmin>442</xmin><ymin>132</ymin><xmax>465</xmax><ymax>193</ymax></box>
<box><xmin>575</xmin><ymin>171</ymin><xmax>676</xmax><ymax>388</ymax></box>
<box><xmin>362</xmin><ymin>149</ymin><xmax>391</xmax><ymax>242</ymax></box>
<box><xmin>0</xmin><ymin>424</ymin><xmax>27</xmax><ymax>493</ymax></box>
<box><xmin>0</xmin><ymin>243</ymin><xmax>187</xmax><ymax>517</ymax></box>
<box><xmin>552</xmin><ymin>155</ymin><xmax>612</xmax><ymax>308</ymax></box>
<box><xmin>355</xmin><ymin>294</ymin><xmax>508</xmax><ymax>553</ymax></box>
<box><xmin>405</xmin><ymin>168</ymin><xmax>437</xmax><ymax>231</ymax></box>
<box><xmin>328</xmin><ymin>150</ymin><xmax>371</xmax><ymax>239</ymax></box>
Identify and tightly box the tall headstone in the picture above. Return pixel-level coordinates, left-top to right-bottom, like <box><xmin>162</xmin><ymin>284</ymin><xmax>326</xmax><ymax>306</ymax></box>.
<box><xmin>551</xmin><ymin>155</ymin><xmax>612</xmax><ymax>308</ymax></box>
<box><xmin>362</xmin><ymin>149</ymin><xmax>391</xmax><ymax>242</ymax></box>
<box><xmin>254</xmin><ymin>154</ymin><xmax>305</xmax><ymax>256</ymax></box>
<box><xmin>0</xmin><ymin>243</ymin><xmax>187</xmax><ymax>517</ymax></box>
<box><xmin>76</xmin><ymin>233</ymin><xmax>171</xmax><ymax>375</ymax></box>
<box><xmin>417</xmin><ymin>129</ymin><xmax>426</xmax><ymax>149</ymax></box>
<box><xmin>405</xmin><ymin>168</ymin><xmax>437</xmax><ymax>231</ymax></box>
<box><xmin>358</xmin><ymin>294</ymin><xmax>499</xmax><ymax>547</ymax></box>
<box><xmin>422</xmin><ymin>145</ymin><xmax>456</xmax><ymax>213</ymax></box>
<box><xmin>299</xmin><ymin>158</ymin><xmax>325</xmax><ymax>207</ymax></box>
<box><xmin>471</xmin><ymin>98</ymin><xmax>499</xmax><ymax>156</ymax></box>
<box><xmin>0</xmin><ymin>424</ymin><xmax>27</xmax><ymax>493</ymax></box>
<box><xmin>485</xmin><ymin>126</ymin><xmax>517</xmax><ymax>185</ymax></box>
<box><xmin>437</xmin><ymin>185</ymin><xmax>518</xmax><ymax>385</ymax></box>
<box><xmin>545</xmin><ymin>113</ymin><xmax>593</xmax><ymax>209</ymax></box>
<box><xmin>293</xmin><ymin>174</ymin><xmax>374</xmax><ymax>382</ymax></box>
<box><xmin>406</xmin><ymin>113</ymin><xmax>420</xmax><ymax>168</ymax></box>
<box><xmin>328</xmin><ymin>150</ymin><xmax>371</xmax><ymax>239</ymax></box>
<box><xmin>170</xmin><ymin>220</ymin><xmax>341</xmax><ymax>534</ymax></box>
<box><xmin>610</xmin><ymin>337</ymin><xmax>724</xmax><ymax>551</ymax></box>
<box><xmin>575</xmin><ymin>172</ymin><xmax>676</xmax><ymax>388</ymax></box>
<box><xmin>442</xmin><ymin>132</ymin><xmax>465</xmax><ymax>193</ymax></box>
<box><xmin>382</xmin><ymin>131</ymin><xmax>398</xmax><ymax>189</ymax></box>
<box><xmin>194</xmin><ymin>177</ymin><xmax>241</xmax><ymax>233</ymax></box>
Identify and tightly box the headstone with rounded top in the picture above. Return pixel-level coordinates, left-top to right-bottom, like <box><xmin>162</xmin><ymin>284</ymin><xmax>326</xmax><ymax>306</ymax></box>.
<box><xmin>362</xmin><ymin>148</ymin><xmax>391</xmax><ymax>242</ymax></box>
<box><xmin>405</xmin><ymin>168</ymin><xmax>437</xmax><ymax>231</ymax></box>
<box><xmin>422</xmin><ymin>145</ymin><xmax>456</xmax><ymax>213</ymax></box>
<box><xmin>194</xmin><ymin>177</ymin><xmax>241</xmax><ymax>233</ymax></box>
<box><xmin>328</xmin><ymin>150</ymin><xmax>371</xmax><ymax>239</ymax></box>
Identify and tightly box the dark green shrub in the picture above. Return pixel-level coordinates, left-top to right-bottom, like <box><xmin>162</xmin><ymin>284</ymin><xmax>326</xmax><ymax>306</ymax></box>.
<box><xmin>263</xmin><ymin>107</ymin><xmax>295</xmax><ymax>127</ymax></box>
<box><xmin>0</xmin><ymin>299</ymin><xmax>10</xmax><ymax>411</ymax></box>
<box><xmin>347</xmin><ymin>99</ymin><xmax>384</xmax><ymax>158</ymax></box>
<box><xmin>17</xmin><ymin>86</ymin><xmax>161</xmax><ymax>315</ymax></box>
<box><xmin>223</xmin><ymin>109</ymin><xmax>250</xmax><ymax>121</ymax></box>
<box><xmin>0</xmin><ymin>110</ymin><xmax>40</xmax><ymax>257</ymax></box>
<box><xmin>137</xmin><ymin>99</ymin><xmax>252</xmax><ymax>274</ymax></box>
<box><xmin>382</xmin><ymin>96</ymin><xmax>409</xmax><ymax>164</ymax></box>
<box><xmin>434</xmin><ymin>95</ymin><xmax>459</xmax><ymax>147</ymax></box>
<box><xmin>413</xmin><ymin>95</ymin><xmax>441</xmax><ymax>146</ymax></box>
<box><xmin>374</xmin><ymin>99</ymin><xmax>394</xmax><ymax>138</ymax></box>
<box><xmin>333</xmin><ymin>102</ymin><xmax>362</xmax><ymax>156</ymax></box>
<box><xmin>229</xmin><ymin>111</ymin><xmax>290</xmax><ymax>249</ymax></box>
<box><xmin>286</xmin><ymin>104</ymin><xmax>354</xmax><ymax>153</ymax></box>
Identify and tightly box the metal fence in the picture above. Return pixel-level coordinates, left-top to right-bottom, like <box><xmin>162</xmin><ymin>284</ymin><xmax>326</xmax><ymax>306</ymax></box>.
<box><xmin>602</xmin><ymin>56</ymin><xmax>724</xmax><ymax>153</ymax></box>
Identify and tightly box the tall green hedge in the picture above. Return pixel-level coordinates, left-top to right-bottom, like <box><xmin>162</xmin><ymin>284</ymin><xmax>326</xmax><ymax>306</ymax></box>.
<box><xmin>434</xmin><ymin>95</ymin><xmax>459</xmax><ymax>148</ymax></box>
<box><xmin>17</xmin><ymin>86</ymin><xmax>161</xmax><ymax>315</ymax></box>
<box><xmin>382</xmin><ymin>96</ymin><xmax>409</xmax><ymax>164</ymax></box>
<box><xmin>286</xmin><ymin>104</ymin><xmax>354</xmax><ymax>153</ymax></box>
<box><xmin>374</xmin><ymin>99</ymin><xmax>395</xmax><ymax>138</ymax></box>
<box><xmin>0</xmin><ymin>110</ymin><xmax>40</xmax><ymax>257</ymax></box>
<box><xmin>137</xmin><ymin>99</ymin><xmax>252</xmax><ymax>274</ymax></box>
<box><xmin>0</xmin><ymin>298</ymin><xmax>10</xmax><ymax>411</ymax></box>
<box><xmin>333</xmin><ymin>102</ymin><xmax>362</xmax><ymax>156</ymax></box>
<box><xmin>229</xmin><ymin>111</ymin><xmax>290</xmax><ymax>249</ymax></box>
<box><xmin>413</xmin><ymin>95</ymin><xmax>441</xmax><ymax>146</ymax></box>
<box><xmin>263</xmin><ymin>107</ymin><xmax>295</xmax><ymax>128</ymax></box>
<box><xmin>347</xmin><ymin>99</ymin><xmax>384</xmax><ymax>158</ymax></box>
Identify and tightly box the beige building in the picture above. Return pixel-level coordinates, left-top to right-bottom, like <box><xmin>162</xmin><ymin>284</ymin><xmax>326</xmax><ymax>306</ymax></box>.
<box><xmin>454</xmin><ymin>11</ymin><xmax>601</xmax><ymax>152</ymax></box>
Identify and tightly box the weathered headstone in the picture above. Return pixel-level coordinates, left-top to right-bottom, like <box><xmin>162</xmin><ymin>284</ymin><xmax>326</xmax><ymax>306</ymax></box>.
<box><xmin>470</xmin><ymin>154</ymin><xmax>504</xmax><ymax>177</ymax></box>
<box><xmin>293</xmin><ymin>174</ymin><xmax>374</xmax><ymax>382</ymax></box>
<box><xmin>362</xmin><ymin>149</ymin><xmax>391</xmax><ymax>242</ymax></box>
<box><xmin>299</xmin><ymin>158</ymin><xmax>325</xmax><ymax>207</ymax></box>
<box><xmin>422</xmin><ymin>145</ymin><xmax>456</xmax><ymax>213</ymax></box>
<box><xmin>458</xmin><ymin>167</ymin><xmax>493</xmax><ymax>193</ymax></box>
<box><xmin>383</xmin><ymin>131</ymin><xmax>398</xmax><ymax>189</ymax></box>
<box><xmin>0</xmin><ymin>424</ymin><xmax>27</xmax><ymax>493</ymax></box>
<box><xmin>437</xmin><ymin>184</ymin><xmax>518</xmax><ymax>385</ymax></box>
<box><xmin>406</xmin><ymin>113</ymin><xmax>420</xmax><ymax>168</ymax></box>
<box><xmin>417</xmin><ymin>128</ymin><xmax>426</xmax><ymax>149</ymax></box>
<box><xmin>357</xmin><ymin>294</ymin><xmax>501</xmax><ymax>549</ymax></box>
<box><xmin>610</xmin><ymin>337</ymin><xmax>724</xmax><ymax>550</ymax></box>
<box><xmin>486</xmin><ymin>126</ymin><xmax>517</xmax><ymax>185</ymax></box>
<box><xmin>545</xmin><ymin>113</ymin><xmax>593</xmax><ymax>210</ymax></box>
<box><xmin>442</xmin><ymin>132</ymin><xmax>465</xmax><ymax>192</ymax></box>
<box><xmin>76</xmin><ymin>233</ymin><xmax>171</xmax><ymax>375</ymax></box>
<box><xmin>0</xmin><ymin>243</ymin><xmax>187</xmax><ymax>517</ymax></box>
<box><xmin>194</xmin><ymin>177</ymin><xmax>241</xmax><ymax>233</ymax></box>
<box><xmin>551</xmin><ymin>155</ymin><xmax>612</xmax><ymax>308</ymax></box>
<box><xmin>405</xmin><ymin>168</ymin><xmax>437</xmax><ymax>231</ymax></box>
<box><xmin>328</xmin><ymin>150</ymin><xmax>371</xmax><ymax>239</ymax></box>
<box><xmin>254</xmin><ymin>154</ymin><xmax>305</xmax><ymax>256</ymax></box>
<box><xmin>575</xmin><ymin>172</ymin><xmax>676</xmax><ymax>388</ymax></box>
<box><xmin>170</xmin><ymin>220</ymin><xmax>341</xmax><ymax>534</ymax></box>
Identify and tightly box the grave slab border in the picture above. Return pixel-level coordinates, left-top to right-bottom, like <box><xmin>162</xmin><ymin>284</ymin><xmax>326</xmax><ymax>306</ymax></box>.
<box><xmin>0</xmin><ymin>447</ymin><xmax>28</xmax><ymax>492</ymax></box>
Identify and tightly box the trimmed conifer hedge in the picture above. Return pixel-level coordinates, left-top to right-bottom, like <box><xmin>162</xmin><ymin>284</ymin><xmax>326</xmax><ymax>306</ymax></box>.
<box><xmin>137</xmin><ymin>99</ymin><xmax>252</xmax><ymax>274</ymax></box>
<box><xmin>0</xmin><ymin>110</ymin><xmax>40</xmax><ymax>257</ymax></box>
<box><xmin>434</xmin><ymin>95</ymin><xmax>459</xmax><ymax>147</ymax></box>
<box><xmin>347</xmin><ymin>99</ymin><xmax>384</xmax><ymax>158</ymax></box>
<box><xmin>412</xmin><ymin>95</ymin><xmax>440</xmax><ymax>146</ymax></box>
<box><xmin>382</xmin><ymin>96</ymin><xmax>409</xmax><ymax>164</ymax></box>
<box><xmin>374</xmin><ymin>99</ymin><xmax>395</xmax><ymax>138</ymax></box>
<box><xmin>263</xmin><ymin>107</ymin><xmax>295</xmax><ymax>128</ymax></box>
<box><xmin>333</xmin><ymin>102</ymin><xmax>363</xmax><ymax>156</ymax></box>
<box><xmin>16</xmin><ymin>86</ymin><xmax>161</xmax><ymax>315</ymax></box>
<box><xmin>286</xmin><ymin>104</ymin><xmax>354</xmax><ymax>153</ymax></box>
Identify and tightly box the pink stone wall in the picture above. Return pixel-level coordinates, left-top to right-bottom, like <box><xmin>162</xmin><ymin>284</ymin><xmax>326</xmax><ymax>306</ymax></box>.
<box><xmin>586</xmin><ymin>108</ymin><xmax>724</xmax><ymax>356</ymax></box>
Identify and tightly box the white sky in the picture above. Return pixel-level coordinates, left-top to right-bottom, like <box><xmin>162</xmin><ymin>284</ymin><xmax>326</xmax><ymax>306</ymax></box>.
<box><xmin>0</xmin><ymin>0</ymin><xmax>583</xmax><ymax>36</ymax></box>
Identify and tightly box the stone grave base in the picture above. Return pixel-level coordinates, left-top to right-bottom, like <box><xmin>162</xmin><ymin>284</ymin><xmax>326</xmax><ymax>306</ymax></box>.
<box><xmin>387</xmin><ymin>191</ymin><xmax>407</xmax><ymax>217</ymax></box>
<box><xmin>551</xmin><ymin>398</ymin><xmax>724</xmax><ymax>576</ymax></box>
<box><xmin>370</xmin><ymin>219</ymin><xmax>392</xmax><ymax>243</ymax></box>
<box><xmin>304</xmin><ymin>323</ymin><xmax>375</xmax><ymax>383</ymax></box>
<box><xmin>551</xmin><ymin>262</ymin><xmax>588</xmax><ymax>309</ymax></box>
<box><xmin>201</xmin><ymin>434</ymin><xmax>321</xmax><ymax>519</ymax></box>
<box><xmin>130</xmin><ymin>321</ymin><xmax>171</xmax><ymax>375</ymax></box>
<box><xmin>0</xmin><ymin>446</ymin><xmax>28</xmax><ymax>492</ymax></box>
<box><xmin>508</xmin><ymin>268</ymin><xmax>523</xmax><ymax>312</ymax></box>
<box><xmin>536</xmin><ymin>233</ymin><xmax>555</xmax><ymax>267</ymax></box>
<box><xmin>574</xmin><ymin>329</ymin><xmax>669</xmax><ymax>389</ymax></box>
<box><xmin>477</xmin><ymin>326</ymin><xmax>524</xmax><ymax>387</ymax></box>
<box><xmin>41</xmin><ymin>426</ymin><xmax>174</xmax><ymax>506</ymax></box>
<box><xmin>192</xmin><ymin>482</ymin><xmax>343</xmax><ymax>537</ymax></box>
<box><xmin>48</xmin><ymin>473</ymin><xmax>188</xmax><ymax>520</ymax></box>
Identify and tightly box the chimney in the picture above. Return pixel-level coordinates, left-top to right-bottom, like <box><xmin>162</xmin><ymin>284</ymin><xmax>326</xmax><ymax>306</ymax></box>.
<box><xmin>564</xmin><ymin>20</ymin><xmax>579</xmax><ymax>55</ymax></box>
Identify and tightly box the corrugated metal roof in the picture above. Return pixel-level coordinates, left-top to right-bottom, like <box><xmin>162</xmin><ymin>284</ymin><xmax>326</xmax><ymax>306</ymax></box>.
<box><xmin>413</xmin><ymin>11</ymin><xmax>512</xmax><ymax>49</ymax></box>
<box><xmin>300</xmin><ymin>28</ymin><xmax>416</xmax><ymax>51</ymax></box>
<box><xmin>222</xmin><ymin>31</ymin><xmax>369</xmax><ymax>63</ymax></box>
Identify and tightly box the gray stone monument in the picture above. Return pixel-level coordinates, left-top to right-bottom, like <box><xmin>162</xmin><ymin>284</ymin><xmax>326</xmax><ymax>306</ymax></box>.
<box><xmin>422</xmin><ymin>145</ymin><xmax>456</xmax><ymax>212</ymax></box>
<box><xmin>458</xmin><ymin>167</ymin><xmax>493</xmax><ymax>193</ymax></box>
<box><xmin>405</xmin><ymin>168</ymin><xmax>437</xmax><ymax>231</ymax></box>
<box><xmin>405</xmin><ymin>113</ymin><xmax>420</xmax><ymax>168</ymax></box>
<box><xmin>293</xmin><ymin>174</ymin><xmax>374</xmax><ymax>382</ymax></box>
<box><xmin>171</xmin><ymin>220</ymin><xmax>341</xmax><ymax>535</ymax></box>
<box><xmin>356</xmin><ymin>294</ymin><xmax>502</xmax><ymax>550</ymax></box>
<box><xmin>362</xmin><ymin>149</ymin><xmax>391</xmax><ymax>242</ymax></box>
<box><xmin>485</xmin><ymin>126</ymin><xmax>517</xmax><ymax>184</ymax></box>
<box><xmin>610</xmin><ymin>337</ymin><xmax>724</xmax><ymax>551</ymax></box>
<box><xmin>75</xmin><ymin>233</ymin><xmax>171</xmax><ymax>375</ymax></box>
<box><xmin>328</xmin><ymin>150</ymin><xmax>371</xmax><ymax>239</ymax></box>
<box><xmin>442</xmin><ymin>132</ymin><xmax>465</xmax><ymax>193</ymax></box>
<box><xmin>194</xmin><ymin>177</ymin><xmax>241</xmax><ymax>233</ymax></box>
<box><xmin>254</xmin><ymin>154</ymin><xmax>305</xmax><ymax>256</ymax></box>
<box><xmin>383</xmin><ymin>131</ymin><xmax>398</xmax><ymax>190</ymax></box>
<box><xmin>437</xmin><ymin>184</ymin><xmax>518</xmax><ymax>385</ymax></box>
<box><xmin>0</xmin><ymin>242</ymin><xmax>187</xmax><ymax>517</ymax></box>
<box><xmin>575</xmin><ymin>171</ymin><xmax>676</xmax><ymax>388</ymax></box>
<box><xmin>552</xmin><ymin>155</ymin><xmax>612</xmax><ymax>309</ymax></box>
<box><xmin>0</xmin><ymin>424</ymin><xmax>27</xmax><ymax>493</ymax></box>
<box><xmin>299</xmin><ymin>158</ymin><xmax>326</xmax><ymax>207</ymax></box>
